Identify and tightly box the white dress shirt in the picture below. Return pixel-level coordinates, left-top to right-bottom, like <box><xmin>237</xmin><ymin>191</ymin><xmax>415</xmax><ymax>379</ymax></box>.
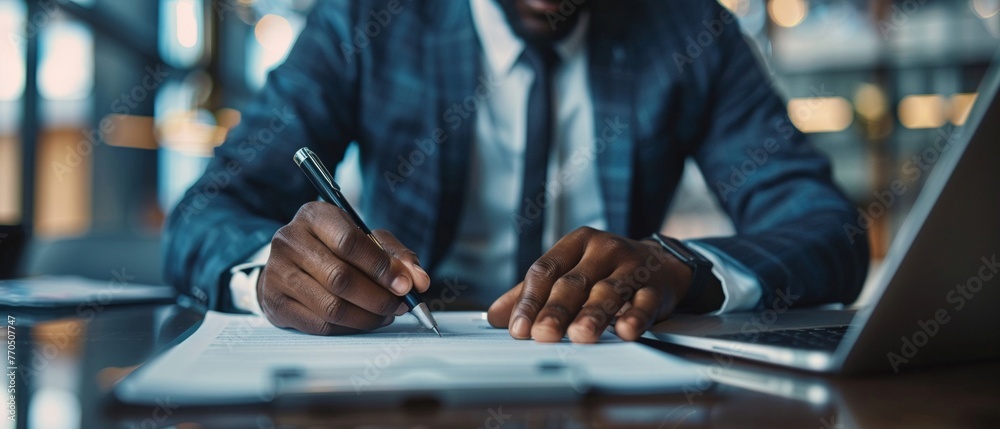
<box><xmin>228</xmin><ymin>0</ymin><xmax>761</xmax><ymax>316</ymax></box>
<box><xmin>434</xmin><ymin>0</ymin><xmax>605</xmax><ymax>301</ymax></box>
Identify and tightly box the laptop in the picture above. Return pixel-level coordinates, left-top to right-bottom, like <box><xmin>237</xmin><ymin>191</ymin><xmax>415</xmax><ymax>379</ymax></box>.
<box><xmin>645</xmin><ymin>55</ymin><xmax>1000</xmax><ymax>374</ymax></box>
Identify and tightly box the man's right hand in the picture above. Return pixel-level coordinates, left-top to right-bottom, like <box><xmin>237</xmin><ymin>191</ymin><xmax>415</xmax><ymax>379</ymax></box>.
<box><xmin>257</xmin><ymin>202</ymin><xmax>431</xmax><ymax>335</ymax></box>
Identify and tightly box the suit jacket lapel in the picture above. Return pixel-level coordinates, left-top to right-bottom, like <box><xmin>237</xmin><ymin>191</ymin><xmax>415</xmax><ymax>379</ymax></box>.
<box><xmin>588</xmin><ymin>3</ymin><xmax>636</xmax><ymax>237</ymax></box>
<box><xmin>422</xmin><ymin>0</ymin><xmax>480</xmax><ymax>266</ymax></box>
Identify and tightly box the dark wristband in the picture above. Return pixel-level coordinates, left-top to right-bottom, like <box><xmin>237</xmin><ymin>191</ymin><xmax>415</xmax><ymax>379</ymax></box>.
<box><xmin>650</xmin><ymin>234</ymin><xmax>715</xmax><ymax>309</ymax></box>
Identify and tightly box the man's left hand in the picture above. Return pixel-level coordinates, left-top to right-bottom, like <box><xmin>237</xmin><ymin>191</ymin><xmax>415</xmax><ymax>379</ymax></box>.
<box><xmin>487</xmin><ymin>227</ymin><xmax>696</xmax><ymax>343</ymax></box>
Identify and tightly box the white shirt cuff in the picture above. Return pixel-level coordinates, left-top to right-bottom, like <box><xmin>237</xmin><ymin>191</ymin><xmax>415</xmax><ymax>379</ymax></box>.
<box><xmin>228</xmin><ymin>244</ymin><xmax>270</xmax><ymax>316</ymax></box>
<box><xmin>685</xmin><ymin>241</ymin><xmax>762</xmax><ymax>314</ymax></box>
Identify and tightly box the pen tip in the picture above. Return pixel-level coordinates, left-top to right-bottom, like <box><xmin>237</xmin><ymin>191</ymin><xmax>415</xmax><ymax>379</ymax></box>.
<box><xmin>433</xmin><ymin>327</ymin><xmax>442</xmax><ymax>337</ymax></box>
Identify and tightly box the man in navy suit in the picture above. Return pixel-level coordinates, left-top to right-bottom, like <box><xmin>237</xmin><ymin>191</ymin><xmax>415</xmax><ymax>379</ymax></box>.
<box><xmin>164</xmin><ymin>0</ymin><xmax>869</xmax><ymax>343</ymax></box>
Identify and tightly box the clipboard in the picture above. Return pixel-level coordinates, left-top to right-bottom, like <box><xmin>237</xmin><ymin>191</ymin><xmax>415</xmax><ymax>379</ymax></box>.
<box><xmin>269</xmin><ymin>364</ymin><xmax>585</xmax><ymax>408</ymax></box>
<box><xmin>114</xmin><ymin>311</ymin><xmax>705</xmax><ymax>407</ymax></box>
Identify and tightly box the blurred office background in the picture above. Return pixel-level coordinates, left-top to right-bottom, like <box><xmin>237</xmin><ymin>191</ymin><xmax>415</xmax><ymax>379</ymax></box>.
<box><xmin>0</xmin><ymin>0</ymin><xmax>997</xmax><ymax>288</ymax></box>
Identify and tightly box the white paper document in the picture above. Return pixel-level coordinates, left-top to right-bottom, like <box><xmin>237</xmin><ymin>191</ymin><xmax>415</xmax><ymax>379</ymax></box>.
<box><xmin>116</xmin><ymin>311</ymin><xmax>701</xmax><ymax>406</ymax></box>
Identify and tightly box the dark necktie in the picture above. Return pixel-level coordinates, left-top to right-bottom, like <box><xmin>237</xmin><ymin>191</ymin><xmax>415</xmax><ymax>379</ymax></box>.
<box><xmin>516</xmin><ymin>46</ymin><xmax>560</xmax><ymax>282</ymax></box>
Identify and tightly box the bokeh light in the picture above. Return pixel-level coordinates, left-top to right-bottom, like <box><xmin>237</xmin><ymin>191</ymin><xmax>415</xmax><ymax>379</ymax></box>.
<box><xmin>950</xmin><ymin>93</ymin><xmax>979</xmax><ymax>125</ymax></box>
<box><xmin>255</xmin><ymin>14</ymin><xmax>295</xmax><ymax>71</ymax></box>
<box><xmin>38</xmin><ymin>21</ymin><xmax>94</xmax><ymax>100</ymax></box>
<box><xmin>788</xmin><ymin>96</ymin><xmax>853</xmax><ymax>133</ymax></box>
<box><xmin>175</xmin><ymin>0</ymin><xmax>199</xmax><ymax>48</ymax></box>
<box><xmin>769</xmin><ymin>0</ymin><xmax>809</xmax><ymax>28</ymax></box>
<box><xmin>971</xmin><ymin>0</ymin><xmax>1000</xmax><ymax>18</ymax></box>
<box><xmin>898</xmin><ymin>95</ymin><xmax>947</xmax><ymax>129</ymax></box>
<box><xmin>0</xmin><ymin>0</ymin><xmax>26</xmax><ymax>101</ymax></box>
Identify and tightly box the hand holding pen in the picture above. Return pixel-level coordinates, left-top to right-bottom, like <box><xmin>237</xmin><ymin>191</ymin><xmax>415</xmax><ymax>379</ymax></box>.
<box><xmin>252</xmin><ymin>149</ymin><xmax>439</xmax><ymax>336</ymax></box>
<box><xmin>294</xmin><ymin>148</ymin><xmax>439</xmax><ymax>335</ymax></box>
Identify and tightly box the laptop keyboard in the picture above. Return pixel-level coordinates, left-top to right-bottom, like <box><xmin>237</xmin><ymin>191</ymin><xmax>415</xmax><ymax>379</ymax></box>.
<box><xmin>706</xmin><ymin>325</ymin><xmax>849</xmax><ymax>352</ymax></box>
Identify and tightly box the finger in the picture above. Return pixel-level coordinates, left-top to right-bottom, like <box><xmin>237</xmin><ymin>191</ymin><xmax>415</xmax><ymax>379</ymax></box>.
<box><xmin>280</xmin><ymin>272</ymin><xmax>394</xmax><ymax>331</ymax></box>
<box><xmin>265</xmin><ymin>293</ymin><xmax>372</xmax><ymax>335</ymax></box>
<box><xmin>615</xmin><ymin>302</ymin><xmax>632</xmax><ymax>317</ymax></box>
<box><xmin>531</xmin><ymin>259</ymin><xmax>610</xmax><ymax>343</ymax></box>
<box><xmin>509</xmin><ymin>230</ymin><xmax>592</xmax><ymax>339</ymax></box>
<box><xmin>567</xmin><ymin>275</ymin><xmax>637</xmax><ymax>343</ymax></box>
<box><xmin>615</xmin><ymin>286</ymin><xmax>667</xmax><ymax>341</ymax></box>
<box><xmin>395</xmin><ymin>302</ymin><xmax>408</xmax><ymax>317</ymax></box>
<box><xmin>289</xmin><ymin>237</ymin><xmax>401</xmax><ymax>316</ymax></box>
<box><xmin>373</xmin><ymin>229</ymin><xmax>431</xmax><ymax>293</ymax></box>
<box><xmin>487</xmin><ymin>282</ymin><xmax>523</xmax><ymax>328</ymax></box>
<box><xmin>302</xmin><ymin>202</ymin><xmax>414</xmax><ymax>296</ymax></box>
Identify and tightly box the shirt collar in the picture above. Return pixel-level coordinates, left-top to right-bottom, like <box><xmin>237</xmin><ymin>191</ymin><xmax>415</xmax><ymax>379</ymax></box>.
<box><xmin>470</xmin><ymin>0</ymin><xmax>590</xmax><ymax>76</ymax></box>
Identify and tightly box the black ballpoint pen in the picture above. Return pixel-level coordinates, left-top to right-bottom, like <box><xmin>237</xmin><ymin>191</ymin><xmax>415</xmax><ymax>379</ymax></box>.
<box><xmin>293</xmin><ymin>147</ymin><xmax>441</xmax><ymax>336</ymax></box>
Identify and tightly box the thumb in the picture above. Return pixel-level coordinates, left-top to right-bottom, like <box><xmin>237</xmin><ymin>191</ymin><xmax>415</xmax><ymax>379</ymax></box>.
<box><xmin>487</xmin><ymin>282</ymin><xmax>523</xmax><ymax>328</ymax></box>
<box><xmin>372</xmin><ymin>229</ymin><xmax>431</xmax><ymax>293</ymax></box>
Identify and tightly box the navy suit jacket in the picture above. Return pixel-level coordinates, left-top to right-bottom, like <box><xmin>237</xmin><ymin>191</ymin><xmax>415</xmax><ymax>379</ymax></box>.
<box><xmin>164</xmin><ymin>0</ymin><xmax>869</xmax><ymax>312</ymax></box>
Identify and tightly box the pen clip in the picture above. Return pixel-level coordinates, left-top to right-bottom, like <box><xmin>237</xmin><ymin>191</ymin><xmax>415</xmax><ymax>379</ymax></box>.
<box><xmin>295</xmin><ymin>148</ymin><xmax>341</xmax><ymax>191</ymax></box>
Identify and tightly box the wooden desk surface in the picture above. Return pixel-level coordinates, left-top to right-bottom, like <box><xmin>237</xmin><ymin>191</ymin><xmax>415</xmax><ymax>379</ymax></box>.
<box><xmin>6</xmin><ymin>304</ymin><xmax>999</xmax><ymax>428</ymax></box>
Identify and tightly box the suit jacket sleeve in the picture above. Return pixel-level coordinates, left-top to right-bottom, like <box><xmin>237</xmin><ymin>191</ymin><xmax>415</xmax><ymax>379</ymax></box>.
<box><xmin>686</xmin><ymin>2</ymin><xmax>870</xmax><ymax>310</ymax></box>
<box><xmin>163</xmin><ymin>2</ymin><xmax>359</xmax><ymax>310</ymax></box>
